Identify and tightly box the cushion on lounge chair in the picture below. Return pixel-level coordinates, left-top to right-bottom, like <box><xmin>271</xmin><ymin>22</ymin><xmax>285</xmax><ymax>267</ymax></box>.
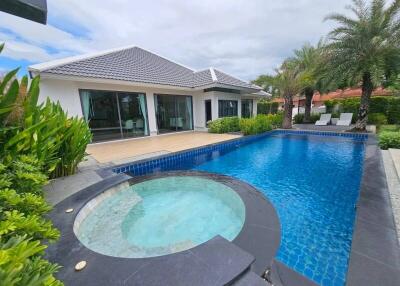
<box><xmin>336</xmin><ymin>113</ymin><xmax>353</xmax><ymax>126</ymax></box>
<box><xmin>315</xmin><ymin>114</ymin><xmax>332</xmax><ymax>126</ymax></box>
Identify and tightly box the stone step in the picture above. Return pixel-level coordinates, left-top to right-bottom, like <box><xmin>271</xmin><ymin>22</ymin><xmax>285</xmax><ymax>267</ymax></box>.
<box><xmin>124</xmin><ymin>235</ymin><xmax>257</xmax><ymax>286</ymax></box>
<box><xmin>230</xmin><ymin>270</ymin><xmax>270</xmax><ymax>286</ymax></box>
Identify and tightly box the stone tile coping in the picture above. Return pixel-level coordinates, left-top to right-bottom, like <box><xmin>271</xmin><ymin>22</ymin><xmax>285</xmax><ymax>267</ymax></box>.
<box><xmin>46</xmin><ymin>171</ymin><xmax>281</xmax><ymax>286</ymax></box>
<box><xmin>346</xmin><ymin>136</ymin><xmax>400</xmax><ymax>286</ymax></box>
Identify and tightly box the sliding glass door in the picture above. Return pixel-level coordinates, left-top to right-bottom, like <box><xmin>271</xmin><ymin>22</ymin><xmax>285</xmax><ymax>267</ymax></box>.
<box><xmin>80</xmin><ymin>89</ymin><xmax>149</xmax><ymax>142</ymax></box>
<box><xmin>154</xmin><ymin>94</ymin><xmax>193</xmax><ymax>134</ymax></box>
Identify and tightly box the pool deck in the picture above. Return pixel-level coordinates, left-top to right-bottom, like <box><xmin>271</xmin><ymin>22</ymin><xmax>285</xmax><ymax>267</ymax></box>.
<box><xmin>86</xmin><ymin>131</ymin><xmax>241</xmax><ymax>165</ymax></box>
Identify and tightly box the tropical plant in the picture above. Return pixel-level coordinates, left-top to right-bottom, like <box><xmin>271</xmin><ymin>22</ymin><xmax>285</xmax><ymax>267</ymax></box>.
<box><xmin>0</xmin><ymin>156</ymin><xmax>62</xmax><ymax>286</ymax></box>
<box><xmin>0</xmin><ymin>53</ymin><xmax>92</xmax><ymax>178</ymax></box>
<box><xmin>378</xmin><ymin>130</ymin><xmax>400</xmax><ymax>149</ymax></box>
<box><xmin>208</xmin><ymin>117</ymin><xmax>240</xmax><ymax>133</ymax></box>
<box><xmin>273</xmin><ymin>60</ymin><xmax>303</xmax><ymax>129</ymax></box>
<box><xmin>252</xmin><ymin>75</ymin><xmax>280</xmax><ymax>98</ymax></box>
<box><xmin>290</xmin><ymin>42</ymin><xmax>325</xmax><ymax>123</ymax></box>
<box><xmin>324</xmin><ymin>0</ymin><xmax>400</xmax><ymax>131</ymax></box>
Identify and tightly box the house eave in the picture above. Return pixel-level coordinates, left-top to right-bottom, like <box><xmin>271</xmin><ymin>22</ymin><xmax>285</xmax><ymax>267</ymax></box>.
<box><xmin>31</xmin><ymin>71</ymin><xmax>262</xmax><ymax>93</ymax></box>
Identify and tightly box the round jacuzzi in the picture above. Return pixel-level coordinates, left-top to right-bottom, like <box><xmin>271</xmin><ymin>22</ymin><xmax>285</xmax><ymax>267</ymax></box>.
<box><xmin>73</xmin><ymin>176</ymin><xmax>245</xmax><ymax>258</ymax></box>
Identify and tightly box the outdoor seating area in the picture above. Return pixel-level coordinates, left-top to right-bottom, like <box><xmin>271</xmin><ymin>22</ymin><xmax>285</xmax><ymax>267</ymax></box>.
<box><xmin>315</xmin><ymin>113</ymin><xmax>353</xmax><ymax>126</ymax></box>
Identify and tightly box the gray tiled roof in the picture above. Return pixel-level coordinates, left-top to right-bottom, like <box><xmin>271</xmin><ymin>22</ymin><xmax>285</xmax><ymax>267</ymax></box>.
<box><xmin>37</xmin><ymin>46</ymin><xmax>260</xmax><ymax>91</ymax></box>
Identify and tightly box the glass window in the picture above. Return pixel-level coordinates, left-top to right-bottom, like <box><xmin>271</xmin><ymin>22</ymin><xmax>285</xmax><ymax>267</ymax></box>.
<box><xmin>241</xmin><ymin>99</ymin><xmax>253</xmax><ymax>118</ymax></box>
<box><xmin>218</xmin><ymin>100</ymin><xmax>238</xmax><ymax>117</ymax></box>
<box><xmin>155</xmin><ymin>94</ymin><xmax>193</xmax><ymax>134</ymax></box>
<box><xmin>80</xmin><ymin>90</ymin><xmax>149</xmax><ymax>142</ymax></box>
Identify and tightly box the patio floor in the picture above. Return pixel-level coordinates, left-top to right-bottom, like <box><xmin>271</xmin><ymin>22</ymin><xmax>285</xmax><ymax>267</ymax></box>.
<box><xmin>86</xmin><ymin>131</ymin><xmax>241</xmax><ymax>165</ymax></box>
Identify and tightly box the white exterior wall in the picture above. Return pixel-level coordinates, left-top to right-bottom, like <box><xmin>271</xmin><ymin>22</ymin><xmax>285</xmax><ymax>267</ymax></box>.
<box><xmin>38</xmin><ymin>77</ymin><xmax>264</xmax><ymax>138</ymax></box>
<box><xmin>39</xmin><ymin>78</ymin><xmax>204</xmax><ymax>136</ymax></box>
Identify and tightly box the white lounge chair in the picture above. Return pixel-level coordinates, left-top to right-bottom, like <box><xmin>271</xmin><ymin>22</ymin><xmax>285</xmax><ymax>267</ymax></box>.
<box><xmin>315</xmin><ymin>114</ymin><xmax>332</xmax><ymax>126</ymax></box>
<box><xmin>336</xmin><ymin>113</ymin><xmax>353</xmax><ymax>126</ymax></box>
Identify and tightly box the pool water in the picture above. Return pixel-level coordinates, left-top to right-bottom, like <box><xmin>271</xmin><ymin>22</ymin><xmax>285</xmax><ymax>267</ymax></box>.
<box><xmin>75</xmin><ymin>176</ymin><xmax>245</xmax><ymax>258</ymax></box>
<box><xmin>189</xmin><ymin>134</ymin><xmax>365</xmax><ymax>286</ymax></box>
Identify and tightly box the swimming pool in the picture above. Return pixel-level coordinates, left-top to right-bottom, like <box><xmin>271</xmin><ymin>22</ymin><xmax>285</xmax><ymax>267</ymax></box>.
<box><xmin>192</xmin><ymin>133</ymin><xmax>365</xmax><ymax>286</ymax></box>
<box><xmin>115</xmin><ymin>131</ymin><xmax>365</xmax><ymax>286</ymax></box>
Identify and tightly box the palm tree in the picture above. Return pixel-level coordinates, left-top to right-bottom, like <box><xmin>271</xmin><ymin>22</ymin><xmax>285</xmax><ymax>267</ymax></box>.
<box><xmin>291</xmin><ymin>42</ymin><xmax>324</xmax><ymax>123</ymax></box>
<box><xmin>275</xmin><ymin>60</ymin><xmax>303</xmax><ymax>129</ymax></box>
<box><xmin>324</xmin><ymin>0</ymin><xmax>400</xmax><ymax>131</ymax></box>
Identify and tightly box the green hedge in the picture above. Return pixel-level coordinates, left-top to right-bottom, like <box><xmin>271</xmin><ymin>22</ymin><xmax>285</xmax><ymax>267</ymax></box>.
<box><xmin>325</xmin><ymin>96</ymin><xmax>400</xmax><ymax>125</ymax></box>
<box><xmin>239</xmin><ymin>114</ymin><xmax>283</xmax><ymax>135</ymax></box>
<box><xmin>257</xmin><ymin>101</ymin><xmax>279</xmax><ymax>115</ymax></box>
<box><xmin>0</xmin><ymin>156</ymin><xmax>62</xmax><ymax>286</ymax></box>
<box><xmin>368</xmin><ymin>113</ymin><xmax>388</xmax><ymax>125</ymax></box>
<box><xmin>293</xmin><ymin>113</ymin><xmax>321</xmax><ymax>124</ymax></box>
<box><xmin>207</xmin><ymin>114</ymin><xmax>283</xmax><ymax>135</ymax></box>
<box><xmin>378</xmin><ymin>131</ymin><xmax>400</xmax><ymax>149</ymax></box>
<box><xmin>208</xmin><ymin>117</ymin><xmax>240</xmax><ymax>133</ymax></box>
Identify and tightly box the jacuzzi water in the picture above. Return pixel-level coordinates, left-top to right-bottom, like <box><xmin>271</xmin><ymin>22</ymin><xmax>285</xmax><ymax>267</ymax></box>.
<box><xmin>75</xmin><ymin>176</ymin><xmax>245</xmax><ymax>258</ymax></box>
<box><xmin>124</xmin><ymin>133</ymin><xmax>365</xmax><ymax>286</ymax></box>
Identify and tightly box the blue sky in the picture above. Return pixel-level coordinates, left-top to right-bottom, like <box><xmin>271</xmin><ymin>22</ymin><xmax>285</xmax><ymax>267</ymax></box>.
<box><xmin>0</xmin><ymin>0</ymin><xmax>352</xmax><ymax>80</ymax></box>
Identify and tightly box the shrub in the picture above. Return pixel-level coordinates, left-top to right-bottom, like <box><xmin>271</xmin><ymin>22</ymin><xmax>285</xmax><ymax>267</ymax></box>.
<box><xmin>294</xmin><ymin>114</ymin><xmax>304</xmax><ymax>124</ymax></box>
<box><xmin>324</xmin><ymin>96</ymin><xmax>400</xmax><ymax>125</ymax></box>
<box><xmin>266</xmin><ymin>113</ymin><xmax>283</xmax><ymax>128</ymax></box>
<box><xmin>368</xmin><ymin>113</ymin><xmax>388</xmax><ymax>125</ymax></box>
<box><xmin>257</xmin><ymin>101</ymin><xmax>279</xmax><ymax>115</ymax></box>
<box><xmin>325</xmin><ymin>100</ymin><xmax>335</xmax><ymax>113</ymax></box>
<box><xmin>239</xmin><ymin>114</ymin><xmax>274</xmax><ymax>135</ymax></box>
<box><xmin>0</xmin><ymin>44</ymin><xmax>63</xmax><ymax>285</ymax></box>
<box><xmin>293</xmin><ymin>113</ymin><xmax>321</xmax><ymax>124</ymax></box>
<box><xmin>0</xmin><ymin>156</ymin><xmax>61</xmax><ymax>286</ymax></box>
<box><xmin>387</xmin><ymin>97</ymin><xmax>400</xmax><ymax>124</ymax></box>
<box><xmin>378</xmin><ymin>131</ymin><xmax>400</xmax><ymax>150</ymax></box>
<box><xmin>0</xmin><ymin>72</ymin><xmax>92</xmax><ymax>178</ymax></box>
<box><xmin>208</xmin><ymin>117</ymin><xmax>240</xmax><ymax>133</ymax></box>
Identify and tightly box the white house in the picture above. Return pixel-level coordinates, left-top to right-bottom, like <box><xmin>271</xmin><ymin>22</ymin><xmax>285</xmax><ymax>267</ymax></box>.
<box><xmin>29</xmin><ymin>46</ymin><xmax>269</xmax><ymax>142</ymax></box>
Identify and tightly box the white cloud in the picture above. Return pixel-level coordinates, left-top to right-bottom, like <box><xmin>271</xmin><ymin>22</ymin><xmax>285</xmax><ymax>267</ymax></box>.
<box><xmin>0</xmin><ymin>0</ymin><xmax>353</xmax><ymax>80</ymax></box>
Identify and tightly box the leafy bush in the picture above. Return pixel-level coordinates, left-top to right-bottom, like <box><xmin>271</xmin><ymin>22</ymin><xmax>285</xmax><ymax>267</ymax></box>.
<box><xmin>266</xmin><ymin>113</ymin><xmax>283</xmax><ymax>128</ymax></box>
<box><xmin>293</xmin><ymin>113</ymin><xmax>321</xmax><ymax>124</ymax></box>
<box><xmin>378</xmin><ymin>131</ymin><xmax>400</xmax><ymax>150</ymax></box>
<box><xmin>387</xmin><ymin>97</ymin><xmax>400</xmax><ymax>124</ymax></box>
<box><xmin>293</xmin><ymin>113</ymin><xmax>304</xmax><ymax>124</ymax></box>
<box><xmin>0</xmin><ymin>236</ymin><xmax>62</xmax><ymax>286</ymax></box>
<box><xmin>257</xmin><ymin>101</ymin><xmax>279</xmax><ymax>115</ymax></box>
<box><xmin>239</xmin><ymin>114</ymin><xmax>276</xmax><ymax>135</ymax></box>
<box><xmin>0</xmin><ymin>156</ymin><xmax>61</xmax><ymax>286</ymax></box>
<box><xmin>0</xmin><ymin>69</ymin><xmax>92</xmax><ymax>178</ymax></box>
<box><xmin>208</xmin><ymin>117</ymin><xmax>240</xmax><ymax>133</ymax></box>
<box><xmin>0</xmin><ymin>44</ymin><xmax>63</xmax><ymax>285</ymax></box>
<box><xmin>325</xmin><ymin>96</ymin><xmax>400</xmax><ymax>125</ymax></box>
<box><xmin>368</xmin><ymin>113</ymin><xmax>388</xmax><ymax>125</ymax></box>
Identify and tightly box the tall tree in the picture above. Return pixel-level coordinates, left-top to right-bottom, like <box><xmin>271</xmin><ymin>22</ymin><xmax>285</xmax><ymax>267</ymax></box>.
<box><xmin>252</xmin><ymin>74</ymin><xmax>281</xmax><ymax>98</ymax></box>
<box><xmin>325</xmin><ymin>0</ymin><xmax>400</xmax><ymax>130</ymax></box>
<box><xmin>275</xmin><ymin>60</ymin><xmax>302</xmax><ymax>129</ymax></box>
<box><xmin>291</xmin><ymin>42</ymin><xmax>324</xmax><ymax>123</ymax></box>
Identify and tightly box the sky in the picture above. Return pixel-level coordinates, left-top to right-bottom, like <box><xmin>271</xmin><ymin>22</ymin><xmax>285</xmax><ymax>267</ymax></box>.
<box><xmin>0</xmin><ymin>0</ymin><xmax>353</xmax><ymax>80</ymax></box>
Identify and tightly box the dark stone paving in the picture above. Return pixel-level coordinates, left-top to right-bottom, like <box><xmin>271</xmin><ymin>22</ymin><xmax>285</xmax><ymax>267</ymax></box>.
<box><xmin>46</xmin><ymin>171</ymin><xmax>280</xmax><ymax>286</ymax></box>
<box><xmin>346</xmin><ymin>136</ymin><xmax>400</xmax><ymax>286</ymax></box>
